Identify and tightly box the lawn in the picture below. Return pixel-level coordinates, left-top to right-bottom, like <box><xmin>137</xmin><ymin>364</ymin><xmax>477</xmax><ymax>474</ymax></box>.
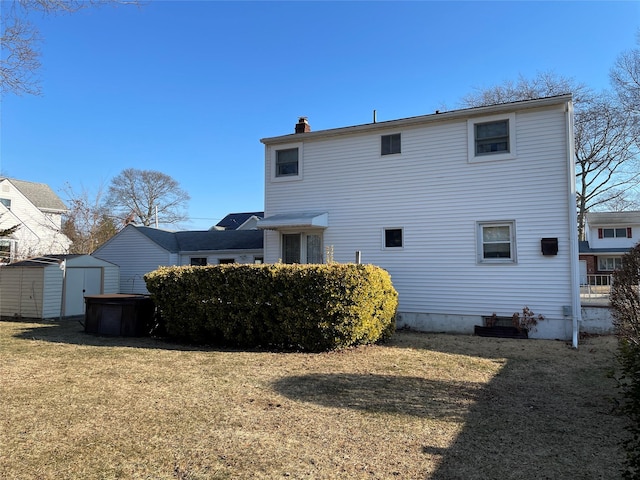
<box><xmin>0</xmin><ymin>320</ymin><xmax>627</xmax><ymax>479</ymax></box>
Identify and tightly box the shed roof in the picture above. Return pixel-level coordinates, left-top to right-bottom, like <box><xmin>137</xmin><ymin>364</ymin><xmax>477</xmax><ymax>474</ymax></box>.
<box><xmin>1</xmin><ymin>178</ymin><xmax>68</xmax><ymax>212</ymax></box>
<box><xmin>4</xmin><ymin>254</ymin><xmax>117</xmax><ymax>268</ymax></box>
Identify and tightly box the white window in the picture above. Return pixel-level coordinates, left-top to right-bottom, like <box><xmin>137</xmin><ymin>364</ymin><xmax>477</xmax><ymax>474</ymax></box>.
<box><xmin>272</xmin><ymin>143</ymin><xmax>303</xmax><ymax>181</ymax></box>
<box><xmin>383</xmin><ymin>228</ymin><xmax>403</xmax><ymax>249</ymax></box>
<box><xmin>381</xmin><ymin>133</ymin><xmax>401</xmax><ymax>155</ymax></box>
<box><xmin>598</xmin><ymin>256</ymin><xmax>623</xmax><ymax>271</ymax></box>
<box><xmin>477</xmin><ymin>221</ymin><xmax>516</xmax><ymax>263</ymax></box>
<box><xmin>468</xmin><ymin>113</ymin><xmax>516</xmax><ymax>163</ymax></box>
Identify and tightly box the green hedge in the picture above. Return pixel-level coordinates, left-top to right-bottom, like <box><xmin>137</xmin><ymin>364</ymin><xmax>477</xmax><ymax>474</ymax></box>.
<box><xmin>144</xmin><ymin>263</ymin><xmax>398</xmax><ymax>351</ymax></box>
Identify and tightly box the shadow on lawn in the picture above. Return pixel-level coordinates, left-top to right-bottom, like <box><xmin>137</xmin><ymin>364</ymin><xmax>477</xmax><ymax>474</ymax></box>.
<box><xmin>275</xmin><ymin>333</ymin><xmax>627</xmax><ymax>479</ymax></box>
<box><xmin>7</xmin><ymin>319</ymin><xmax>208</xmax><ymax>351</ymax></box>
<box><xmin>274</xmin><ymin>373</ymin><xmax>482</xmax><ymax>421</ymax></box>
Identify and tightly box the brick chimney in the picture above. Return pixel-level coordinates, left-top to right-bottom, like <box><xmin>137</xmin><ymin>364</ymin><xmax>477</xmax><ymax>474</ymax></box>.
<box><xmin>295</xmin><ymin>116</ymin><xmax>311</xmax><ymax>133</ymax></box>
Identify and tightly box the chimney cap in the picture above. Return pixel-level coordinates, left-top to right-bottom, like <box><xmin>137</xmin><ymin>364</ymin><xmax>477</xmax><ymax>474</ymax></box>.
<box><xmin>295</xmin><ymin>116</ymin><xmax>311</xmax><ymax>133</ymax></box>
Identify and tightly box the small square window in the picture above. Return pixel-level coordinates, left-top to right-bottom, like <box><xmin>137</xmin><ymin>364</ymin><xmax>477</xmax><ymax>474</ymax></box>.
<box><xmin>381</xmin><ymin>134</ymin><xmax>401</xmax><ymax>155</ymax></box>
<box><xmin>477</xmin><ymin>221</ymin><xmax>516</xmax><ymax>263</ymax></box>
<box><xmin>384</xmin><ymin>228</ymin><xmax>403</xmax><ymax>248</ymax></box>
<box><xmin>276</xmin><ymin>148</ymin><xmax>299</xmax><ymax>177</ymax></box>
<box><xmin>475</xmin><ymin>120</ymin><xmax>509</xmax><ymax>155</ymax></box>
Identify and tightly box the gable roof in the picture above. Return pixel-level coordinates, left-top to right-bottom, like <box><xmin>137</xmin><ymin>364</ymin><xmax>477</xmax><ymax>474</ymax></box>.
<box><xmin>215</xmin><ymin>211</ymin><xmax>264</xmax><ymax>230</ymax></box>
<box><xmin>261</xmin><ymin>94</ymin><xmax>573</xmax><ymax>145</ymax></box>
<box><xmin>1</xmin><ymin>178</ymin><xmax>68</xmax><ymax>212</ymax></box>
<box><xmin>132</xmin><ymin>225</ymin><xmax>263</xmax><ymax>253</ymax></box>
<box><xmin>586</xmin><ymin>211</ymin><xmax>640</xmax><ymax>226</ymax></box>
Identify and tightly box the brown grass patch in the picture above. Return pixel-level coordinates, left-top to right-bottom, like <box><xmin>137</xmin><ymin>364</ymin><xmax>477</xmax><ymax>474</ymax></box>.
<box><xmin>0</xmin><ymin>320</ymin><xmax>626</xmax><ymax>479</ymax></box>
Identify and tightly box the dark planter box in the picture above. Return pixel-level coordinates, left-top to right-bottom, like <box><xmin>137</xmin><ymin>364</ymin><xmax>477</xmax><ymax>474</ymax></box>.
<box><xmin>84</xmin><ymin>294</ymin><xmax>155</xmax><ymax>337</ymax></box>
<box><xmin>474</xmin><ymin>325</ymin><xmax>528</xmax><ymax>339</ymax></box>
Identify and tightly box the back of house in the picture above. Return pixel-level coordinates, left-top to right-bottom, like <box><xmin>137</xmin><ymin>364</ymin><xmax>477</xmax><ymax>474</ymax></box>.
<box><xmin>258</xmin><ymin>95</ymin><xmax>580</xmax><ymax>341</ymax></box>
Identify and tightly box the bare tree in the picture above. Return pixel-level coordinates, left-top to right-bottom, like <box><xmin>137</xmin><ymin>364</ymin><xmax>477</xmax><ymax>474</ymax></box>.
<box><xmin>461</xmin><ymin>72</ymin><xmax>640</xmax><ymax>239</ymax></box>
<box><xmin>611</xmin><ymin>34</ymin><xmax>640</xmax><ymax>118</ymax></box>
<box><xmin>61</xmin><ymin>183</ymin><xmax>118</xmax><ymax>253</ymax></box>
<box><xmin>104</xmin><ymin>168</ymin><xmax>190</xmax><ymax>227</ymax></box>
<box><xmin>1</xmin><ymin>0</ymin><xmax>138</xmax><ymax>96</ymax></box>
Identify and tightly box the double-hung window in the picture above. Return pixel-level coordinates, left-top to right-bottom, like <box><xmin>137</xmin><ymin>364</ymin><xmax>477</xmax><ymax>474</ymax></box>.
<box><xmin>468</xmin><ymin>113</ymin><xmax>516</xmax><ymax>162</ymax></box>
<box><xmin>276</xmin><ymin>148</ymin><xmax>299</xmax><ymax>177</ymax></box>
<box><xmin>381</xmin><ymin>134</ymin><xmax>401</xmax><ymax>155</ymax></box>
<box><xmin>477</xmin><ymin>221</ymin><xmax>516</xmax><ymax>263</ymax></box>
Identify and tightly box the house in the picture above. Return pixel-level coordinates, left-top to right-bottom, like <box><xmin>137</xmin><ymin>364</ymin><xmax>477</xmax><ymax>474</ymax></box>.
<box><xmin>0</xmin><ymin>178</ymin><xmax>71</xmax><ymax>263</ymax></box>
<box><xmin>92</xmin><ymin>224</ymin><xmax>264</xmax><ymax>294</ymax></box>
<box><xmin>579</xmin><ymin>211</ymin><xmax>640</xmax><ymax>284</ymax></box>
<box><xmin>0</xmin><ymin>254</ymin><xmax>119</xmax><ymax>319</ymax></box>
<box><xmin>214</xmin><ymin>211</ymin><xmax>264</xmax><ymax>230</ymax></box>
<box><xmin>257</xmin><ymin>95</ymin><xmax>581</xmax><ymax>344</ymax></box>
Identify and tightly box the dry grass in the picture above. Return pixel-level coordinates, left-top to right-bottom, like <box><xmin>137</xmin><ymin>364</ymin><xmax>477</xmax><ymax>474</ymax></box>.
<box><xmin>0</xmin><ymin>320</ymin><xmax>627</xmax><ymax>479</ymax></box>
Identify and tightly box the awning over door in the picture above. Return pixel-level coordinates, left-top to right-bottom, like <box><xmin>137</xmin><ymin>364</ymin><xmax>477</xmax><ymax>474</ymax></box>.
<box><xmin>257</xmin><ymin>212</ymin><xmax>328</xmax><ymax>230</ymax></box>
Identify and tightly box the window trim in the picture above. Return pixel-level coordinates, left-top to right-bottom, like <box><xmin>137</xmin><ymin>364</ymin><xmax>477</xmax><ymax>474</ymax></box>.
<box><xmin>477</xmin><ymin>220</ymin><xmax>517</xmax><ymax>264</ymax></box>
<box><xmin>381</xmin><ymin>133</ymin><xmax>401</xmax><ymax>156</ymax></box>
<box><xmin>383</xmin><ymin>227</ymin><xmax>404</xmax><ymax>250</ymax></box>
<box><xmin>271</xmin><ymin>143</ymin><xmax>303</xmax><ymax>182</ymax></box>
<box><xmin>468</xmin><ymin>113</ymin><xmax>516</xmax><ymax>163</ymax></box>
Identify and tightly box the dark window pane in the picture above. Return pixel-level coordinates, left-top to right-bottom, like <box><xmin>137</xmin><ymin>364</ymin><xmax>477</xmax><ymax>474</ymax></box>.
<box><xmin>381</xmin><ymin>134</ymin><xmax>401</xmax><ymax>155</ymax></box>
<box><xmin>615</xmin><ymin>228</ymin><xmax>627</xmax><ymax>238</ymax></box>
<box><xmin>385</xmin><ymin>228</ymin><xmax>403</xmax><ymax>248</ymax></box>
<box><xmin>282</xmin><ymin>234</ymin><xmax>301</xmax><ymax>263</ymax></box>
<box><xmin>276</xmin><ymin>148</ymin><xmax>299</xmax><ymax>177</ymax></box>
<box><xmin>475</xmin><ymin>120</ymin><xmax>509</xmax><ymax>155</ymax></box>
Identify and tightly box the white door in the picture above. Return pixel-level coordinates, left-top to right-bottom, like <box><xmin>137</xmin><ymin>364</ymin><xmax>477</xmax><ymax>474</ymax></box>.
<box><xmin>64</xmin><ymin>268</ymin><xmax>103</xmax><ymax>316</ymax></box>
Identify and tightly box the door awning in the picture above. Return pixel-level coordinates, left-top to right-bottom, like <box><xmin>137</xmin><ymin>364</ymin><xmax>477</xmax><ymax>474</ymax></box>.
<box><xmin>257</xmin><ymin>212</ymin><xmax>328</xmax><ymax>230</ymax></box>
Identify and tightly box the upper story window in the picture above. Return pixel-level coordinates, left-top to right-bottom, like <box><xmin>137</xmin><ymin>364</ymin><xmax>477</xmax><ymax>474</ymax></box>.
<box><xmin>475</xmin><ymin>120</ymin><xmax>509</xmax><ymax>155</ymax></box>
<box><xmin>272</xmin><ymin>143</ymin><xmax>303</xmax><ymax>181</ymax></box>
<box><xmin>0</xmin><ymin>198</ymin><xmax>11</xmax><ymax>210</ymax></box>
<box><xmin>477</xmin><ymin>221</ymin><xmax>516</xmax><ymax>263</ymax></box>
<box><xmin>276</xmin><ymin>148</ymin><xmax>299</xmax><ymax>177</ymax></box>
<box><xmin>468</xmin><ymin>113</ymin><xmax>516</xmax><ymax>163</ymax></box>
<box><xmin>381</xmin><ymin>134</ymin><xmax>401</xmax><ymax>155</ymax></box>
<box><xmin>384</xmin><ymin>228</ymin><xmax>403</xmax><ymax>249</ymax></box>
<box><xmin>599</xmin><ymin>227</ymin><xmax>632</xmax><ymax>238</ymax></box>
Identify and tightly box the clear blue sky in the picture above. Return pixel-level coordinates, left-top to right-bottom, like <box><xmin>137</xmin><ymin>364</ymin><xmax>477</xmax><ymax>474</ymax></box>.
<box><xmin>2</xmin><ymin>0</ymin><xmax>639</xmax><ymax>230</ymax></box>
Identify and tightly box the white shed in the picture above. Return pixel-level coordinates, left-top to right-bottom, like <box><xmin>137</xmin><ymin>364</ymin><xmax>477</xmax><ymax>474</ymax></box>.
<box><xmin>0</xmin><ymin>254</ymin><xmax>119</xmax><ymax>320</ymax></box>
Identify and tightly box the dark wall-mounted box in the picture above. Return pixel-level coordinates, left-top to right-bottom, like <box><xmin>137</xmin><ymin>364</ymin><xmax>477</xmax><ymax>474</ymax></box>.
<box><xmin>541</xmin><ymin>237</ymin><xmax>559</xmax><ymax>256</ymax></box>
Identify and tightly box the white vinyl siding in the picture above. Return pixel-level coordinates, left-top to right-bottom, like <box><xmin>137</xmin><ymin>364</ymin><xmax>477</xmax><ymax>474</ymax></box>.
<box><xmin>263</xmin><ymin>102</ymin><xmax>573</xmax><ymax>326</ymax></box>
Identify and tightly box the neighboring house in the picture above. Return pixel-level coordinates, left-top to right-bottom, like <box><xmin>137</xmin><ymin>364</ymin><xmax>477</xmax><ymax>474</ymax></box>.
<box><xmin>0</xmin><ymin>254</ymin><xmax>119</xmax><ymax>319</ymax></box>
<box><xmin>579</xmin><ymin>211</ymin><xmax>640</xmax><ymax>284</ymax></box>
<box><xmin>0</xmin><ymin>177</ymin><xmax>71</xmax><ymax>263</ymax></box>
<box><xmin>258</xmin><ymin>95</ymin><xmax>581</xmax><ymax>343</ymax></box>
<box><xmin>214</xmin><ymin>211</ymin><xmax>264</xmax><ymax>230</ymax></box>
<box><xmin>92</xmin><ymin>224</ymin><xmax>264</xmax><ymax>294</ymax></box>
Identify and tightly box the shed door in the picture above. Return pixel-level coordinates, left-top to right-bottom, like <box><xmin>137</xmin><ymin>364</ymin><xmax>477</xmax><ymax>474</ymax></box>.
<box><xmin>64</xmin><ymin>268</ymin><xmax>103</xmax><ymax>316</ymax></box>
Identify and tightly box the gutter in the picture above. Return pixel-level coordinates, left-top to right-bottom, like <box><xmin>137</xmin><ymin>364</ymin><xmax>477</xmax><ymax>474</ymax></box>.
<box><xmin>566</xmin><ymin>100</ymin><xmax>581</xmax><ymax>348</ymax></box>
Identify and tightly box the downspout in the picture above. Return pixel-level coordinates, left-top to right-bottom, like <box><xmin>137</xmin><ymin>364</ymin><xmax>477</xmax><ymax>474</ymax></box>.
<box><xmin>566</xmin><ymin>99</ymin><xmax>581</xmax><ymax>348</ymax></box>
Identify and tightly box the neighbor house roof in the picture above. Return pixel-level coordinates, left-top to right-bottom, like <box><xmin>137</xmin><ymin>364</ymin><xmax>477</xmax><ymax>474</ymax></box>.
<box><xmin>578</xmin><ymin>240</ymin><xmax>631</xmax><ymax>255</ymax></box>
<box><xmin>133</xmin><ymin>225</ymin><xmax>263</xmax><ymax>253</ymax></box>
<box><xmin>1</xmin><ymin>178</ymin><xmax>68</xmax><ymax>212</ymax></box>
<box><xmin>5</xmin><ymin>254</ymin><xmax>83</xmax><ymax>267</ymax></box>
<box><xmin>215</xmin><ymin>212</ymin><xmax>264</xmax><ymax>230</ymax></box>
<box><xmin>586</xmin><ymin>211</ymin><xmax>640</xmax><ymax>226</ymax></box>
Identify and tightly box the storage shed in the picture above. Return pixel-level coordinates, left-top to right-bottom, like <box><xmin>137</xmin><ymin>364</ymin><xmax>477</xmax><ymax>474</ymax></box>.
<box><xmin>0</xmin><ymin>254</ymin><xmax>119</xmax><ymax>320</ymax></box>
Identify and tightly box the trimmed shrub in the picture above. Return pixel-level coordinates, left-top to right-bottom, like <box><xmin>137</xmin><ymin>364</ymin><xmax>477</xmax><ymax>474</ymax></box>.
<box><xmin>144</xmin><ymin>263</ymin><xmax>398</xmax><ymax>351</ymax></box>
<box><xmin>611</xmin><ymin>242</ymin><xmax>640</xmax><ymax>479</ymax></box>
